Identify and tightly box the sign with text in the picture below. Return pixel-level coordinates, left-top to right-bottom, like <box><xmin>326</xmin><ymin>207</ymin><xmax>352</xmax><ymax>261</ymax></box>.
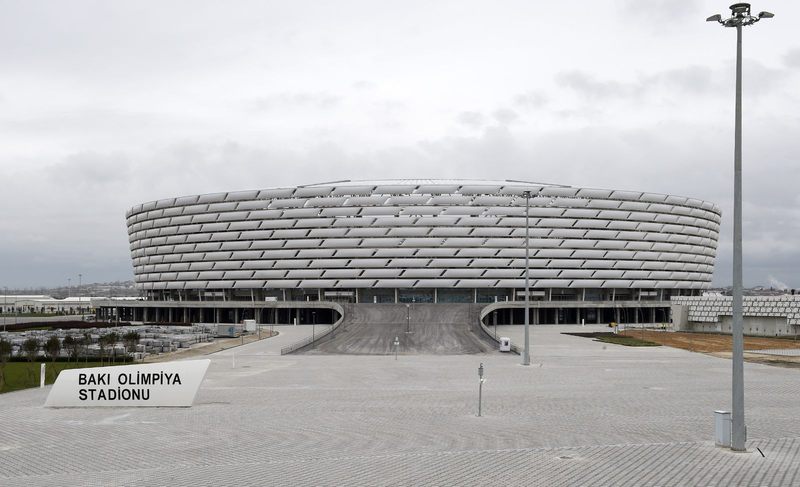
<box><xmin>45</xmin><ymin>360</ymin><xmax>210</xmax><ymax>408</ymax></box>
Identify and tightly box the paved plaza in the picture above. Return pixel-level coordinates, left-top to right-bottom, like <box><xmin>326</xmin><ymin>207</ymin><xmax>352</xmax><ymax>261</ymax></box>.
<box><xmin>1</xmin><ymin>325</ymin><xmax>799</xmax><ymax>486</ymax></box>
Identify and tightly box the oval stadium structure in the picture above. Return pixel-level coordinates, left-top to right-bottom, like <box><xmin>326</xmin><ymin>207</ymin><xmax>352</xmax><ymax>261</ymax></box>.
<box><xmin>98</xmin><ymin>179</ymin><xmax>720</xmax><ymax>332</ymax></box>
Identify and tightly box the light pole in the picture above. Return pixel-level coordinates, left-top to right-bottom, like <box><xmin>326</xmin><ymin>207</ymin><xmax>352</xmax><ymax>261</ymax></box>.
<box><xmin>405</xmin><ymin>304</ymin><xmax>410</xmax><ymax>333</ymax></box>
<box><xmin>3</xmin><ymin>286</ymin><xmax>7</xmax><ymax>332</ymax></box>
<box><xmin>707</xmin><ymin>3</ymin><xmax>773</xmax><ymax>452</ymax></box>
<box><xmin>522</xmin><ymin>190</ymin><xmax>531</xmax><ymax>366</ymax></box>
<box><xmin>78</xmin><ymin>273</ymin><xmax>83</xmax><ymax>319</ymax></box>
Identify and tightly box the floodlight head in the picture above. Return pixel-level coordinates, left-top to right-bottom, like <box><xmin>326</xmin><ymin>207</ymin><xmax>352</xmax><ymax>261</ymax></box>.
<box><xmin>707</xmin><ymin>14</ymin><xmax>722</xmax><ymax>22</ymax></box>
<box><xmin>730</xmin><ymin>3</ymin><xmax>751</xmax><ymax>15</ymax></box>
<box><xmin>758</xmin><ymin>11</ymin><xmax>774</xmax><ymax>19</ymax></box>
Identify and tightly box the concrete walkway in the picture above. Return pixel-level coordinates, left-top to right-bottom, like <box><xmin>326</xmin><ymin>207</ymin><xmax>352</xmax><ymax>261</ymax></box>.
<box><xmin>1</xmin><ymin>325</ymin><xmax>798</xmax><ymax>486</ymax></box>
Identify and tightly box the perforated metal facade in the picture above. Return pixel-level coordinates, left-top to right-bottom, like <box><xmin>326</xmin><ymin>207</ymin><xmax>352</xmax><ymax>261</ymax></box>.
<box><xmin>126</xmin><ymin>179</ymin><xmax>720</xmax><ymax>293</ymax></box>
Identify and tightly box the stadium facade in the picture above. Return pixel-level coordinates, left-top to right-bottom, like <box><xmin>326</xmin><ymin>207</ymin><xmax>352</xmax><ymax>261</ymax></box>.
<box><xmin>96</xmin><ymin>179</ymin><xmax>720</xmax><ymax>328</ymax></box>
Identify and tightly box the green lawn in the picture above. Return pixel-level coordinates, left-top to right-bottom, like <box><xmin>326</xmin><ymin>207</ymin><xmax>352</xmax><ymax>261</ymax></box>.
<box><xmin>0</xmin><ymin>361</ymin><xmax>113</xmax><ymax>394</ymax></box>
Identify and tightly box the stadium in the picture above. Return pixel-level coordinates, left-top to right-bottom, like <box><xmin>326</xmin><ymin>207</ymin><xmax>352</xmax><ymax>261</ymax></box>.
<box><xmin>96</xmin><ymin>179</ymin><xmax>720</xmax><ymax>343</ymax></box>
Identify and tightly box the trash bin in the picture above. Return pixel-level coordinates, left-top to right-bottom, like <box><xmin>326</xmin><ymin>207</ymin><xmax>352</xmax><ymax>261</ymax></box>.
<box><xmin>714</xmin><ymin>410</ymin><xmax>731</xmax><ymax>447</ymax></box>
<box><xmin>499</xmin><ymin>337</ymin><xmax>511</xmax><ymax>352</ymax></box>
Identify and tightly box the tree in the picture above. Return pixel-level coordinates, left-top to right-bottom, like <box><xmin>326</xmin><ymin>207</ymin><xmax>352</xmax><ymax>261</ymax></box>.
<box><xmin>106</xmin><ymin>332</ymin><xmax>119</xmax><ymax>363</ymax></box>
<box><xmin>22</xmin><ymin>338</ymin><xmax>39</xmax><ymax>363</ymax></box>
<box><xmin>45</xmin><ymin>336</ymin><xmax>61</xmax><ymax>362</ymax></box>
<box><xmin>82</xmin><ymin>333</ymin><xmax>92</xmax><ymax>363</ymax></box>
<box><xmin>22</xmin><ymin>338</ymin><xmax>40</xmax><ymax>384</ymax></box>
<box><xmin>122</xmin><ymin>331</ymin><xmax>140</xmax><ymax>361</ymax></box>
<box><xmin>0</xmin><ymin>338</ymin><xmax>12</xmax><ymax>389</ymax></box>
<box><xmin>97</xmin><ymin>334</ymin><xmax>108</xmax><ymax>366</ymax></box>
<box><xmin>44</xmin><ymin>336</ymin><xmax>61</xmax><ymax>381</ymax></box>
<box><xmin>63</xmin><ymin>335</ymin><xmax>79</xmax><ymax>362</ymax></box>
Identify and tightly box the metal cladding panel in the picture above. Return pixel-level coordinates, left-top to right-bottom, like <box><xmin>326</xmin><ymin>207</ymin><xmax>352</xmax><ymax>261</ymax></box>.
<box><xmin>265</xmin><ymin>279</ymin><xmax>300</xmax><ymax>288</ymax></box>
<box><xmin>565</xmin><ymin>279</ymin><xmax>602</xmax><ymax>288</ymax></box>
<box><xmin>233</xmin><ymin>280</ymin><xmax>266</xmax><ymax>288</ymax></box>
<box><xmin>320</xmin><ymin>207</ymin><xmax>361</xmax><ymax>217</ymax></box>
<box><xmin>373</xmin><ymin>248</ymin><xmax>417</xmax><ymax>257</ymax></box>
<box><xmin>403</xmin><ymin>269</ymin><xmax>445</xmax><ymax>278</ymax></box>
<box><xmin>534</xmin><ymin>279</ymin><xmax>572</xmax><ymax>288</ymax></box>
<box><xmin>362</xmin><ymin>269</ymin><xmax>404</xmax><ymax>278</ymax></box>
<box><xmin>414</xmin><ymin>248</ymin><xmax>458</xmax><ymax>257</ymax></box>
<box><xmin>298</xmin><ymin>279</ymin><xmax>336</xmax><ymax>288</ymax></box>
<box><xmin>129</xmin><ymin>181</ymin><xmax>718</xmax><ymax>292</ymax></box>
<box><xmin>388</xmin><ymin>258</ymin><xmax>429</xmax><ymax>267</ymax></box>
<box><xmin>601</xmin><ymin>280</ymin><xmax>634</xmax><ymax>288</ymax></box>
<box><xmin>483</xmin><ymin>268</ymin><xmax>523</xmax><ymax>278</ymax></box>
<box><xmin>373</xmin><ymin>279</ymin><xmax>417</xmax><ymax>288</ymax></box>
<box><xmin>415</xmin><ymin>279</ymin><xmax>457</xmax><ymax>287</ymax></box>
<box><xmin>309</xmin><ymin>259</ymin><xmax>345</xmax><ymax>268</ymax></box>
<box><xmin>331</xmin><ymin>185</ymin><xmax>374</xmax><ymax>196</ymax></box>
<box><xmin>442</xmin><ymin>269</ymin><xmax>484</xmax><ymax>278</ymax></box>
<box><xmin>527</xmin><ymin>270</ymin><xmax>561</xmax><ymax>278</ymax></box>
<box><xmin>459</xmin><ymin>185</ymin><xmax>502</xmax><ymax>195</ymax></box>
<box><xmin>428</xmin><ymin>258</ymin><xmax>471</xmax><ymax>267</ymax></box>
<box><xmin>254</xmin><ymin>270</ymin><xmax>288</xmax><ymax>279</ymax></box>
<box><xmin>455</xmin><ymin>279</ymin><xmax>497</xmax><ymax>288</ymax></box>
<box><xmin>322</xmin><ymin>269</ymin><xmax>362</xmax><ymax>279</ymax></box>
<box><xmin>308</xmin><ymin>228</ymin><xmax>349</xmax><ymax>238</ymax></box>
<box><xmin>374</xmin><ymin>185</ymin><xmax>416</xmax><ymax>194</ymax></box>
<box><xmin>336</xmin><ymin>279</ymin><xmax>377</xmax><ymax>287</ymax></box>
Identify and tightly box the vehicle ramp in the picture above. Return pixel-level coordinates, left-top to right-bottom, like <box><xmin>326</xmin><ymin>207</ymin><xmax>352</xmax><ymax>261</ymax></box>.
<box><xmin>300</xmin><ymin>303</ymin><xmax>497</xmax><ymax>355</ymax></box>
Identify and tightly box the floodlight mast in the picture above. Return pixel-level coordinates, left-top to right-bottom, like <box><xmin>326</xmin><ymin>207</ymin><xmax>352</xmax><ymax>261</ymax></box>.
<box><xmin>706</xmin><ymin>3</ymin><xmax>773</xmax><ymax>453</ymax></box>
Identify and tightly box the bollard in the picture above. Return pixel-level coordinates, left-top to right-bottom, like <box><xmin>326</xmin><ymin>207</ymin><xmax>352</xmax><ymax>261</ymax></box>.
<box><xmin>40</xmin><ymin>363</ymin><xmax>46</xmax><ymax>388</ymax></box>
<box><xmin>393</xmin><ymin>336</ymin><xmax>399</xmax><ymax>360</ymax></box>
<box><xmin>477</xmin><ymin>363</ymin><xmax>485</xmax><ymax>417</ymax></box>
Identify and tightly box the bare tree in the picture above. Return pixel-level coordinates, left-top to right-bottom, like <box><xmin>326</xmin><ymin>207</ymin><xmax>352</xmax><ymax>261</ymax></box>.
<box><xmin>44</xmin><ymin>336</ymin><xmax>61</xmax><ymax>381</ymax></box>
<box><xmin>122</xmin><ymin>331</ymin><xmax>140</xmax><ymax>361</ymax></box>
<box><xmin>0</xmin><ymin>338</ymin><xmax>12</xmax><ymax>389</ymax></box>
<box><xmin>106</xmin><ymin>332</ymin><xmax>119</xmax><ymax>364</ymax></box>
<box><xmin>22</xmin><ymin>338</ymin><xmax>39</xmax><ymax>384</ymax></box>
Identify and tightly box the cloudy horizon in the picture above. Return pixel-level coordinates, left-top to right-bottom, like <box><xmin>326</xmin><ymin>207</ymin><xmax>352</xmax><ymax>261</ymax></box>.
<box><xmin>1</xmin><ymin>0</ymin><xmax>797</xmax><ymax>289</ymax></box>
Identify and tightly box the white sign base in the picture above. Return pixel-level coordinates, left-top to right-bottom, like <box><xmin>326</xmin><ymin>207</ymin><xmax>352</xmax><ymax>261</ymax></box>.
<box><xmin>45</xmin><ymin>360</ymin><xmax>210</xmax><ymax>408</ymax></box>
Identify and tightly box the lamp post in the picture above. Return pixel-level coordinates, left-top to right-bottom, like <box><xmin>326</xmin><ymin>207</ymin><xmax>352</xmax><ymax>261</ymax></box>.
<box><xmin>706</xmin><ymin>3</ymin><xmax>773</xmax><ymax>452</ymax></box>
<box><xmin>522</xmin><ymin>190</ymin><xmax>531</xmax><ymax>366</ymax></box>
<box><xmin>3</xmin><ymin>286</ymin><xmax>7</xmax><ymax>332</ymax></box>
<box><xmin>78</xmin><ymin>273</ymin><xmax>83</xmax><ymax>320</ymax></box>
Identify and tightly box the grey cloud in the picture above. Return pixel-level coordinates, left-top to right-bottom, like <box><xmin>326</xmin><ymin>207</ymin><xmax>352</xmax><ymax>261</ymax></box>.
<box><xmin>556</xmin><ymin>71</ymin><xmax>634</xmax><ymax>98</ymax></box>
<box><xmin>513</xmin><ymin>92</ymin><xmax>548</xmax><ymax>110</ymax></box>
<box><xmin>621</xmin><ymin>0</ymin><xmax>702</xmax><ymax>21</ymax></box>
<box><xmin>492</xmin><ymin>109</ymin><xmax>519</xmax><ymax>125</ymax></box>
<box><xmin>784</xmin><ymin>48</ymin><xmax>800</xmax><ymax>68</ymax></box>
<box><xmin>250</xmin><ymin>92</ymin><xmax>342</xmax><ymax>111</ymax></box>
<box><xmin>556</xmin><ymin>62</ymin><xmax>787</xmax><ymax>101</ymax></box>
<box><xmin>352</xmin><ymin>80</ymin><xmax>376</xmax><ymax>91</ymax></box>
<box><xmin>48</xmin><ymin>152</ymin><xmax>133</xmax><ymax>187</ymax></box>
<box><xmin>456</xmin><ymin>111</ymin><xmax>485</xmax><ymax>128</ymax></box>
<box><xmin>3</xmin><ymin>117</ymin><xmax>799</xmax><ymax>288</ymax></box>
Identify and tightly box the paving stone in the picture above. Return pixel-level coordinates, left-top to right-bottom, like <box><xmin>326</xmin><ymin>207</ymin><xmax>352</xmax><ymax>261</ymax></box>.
<box><xmin>0</xmin><ymin>325</ymin><xmax>798</xmax><ymax>486</ymax></box>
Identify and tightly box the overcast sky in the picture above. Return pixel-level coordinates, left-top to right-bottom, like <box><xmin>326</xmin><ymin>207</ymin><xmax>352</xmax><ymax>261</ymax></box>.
<box><xmin>1</xmin><ymin>0</ymin><xmax>798</xmax><ymax>290</ymax></box>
